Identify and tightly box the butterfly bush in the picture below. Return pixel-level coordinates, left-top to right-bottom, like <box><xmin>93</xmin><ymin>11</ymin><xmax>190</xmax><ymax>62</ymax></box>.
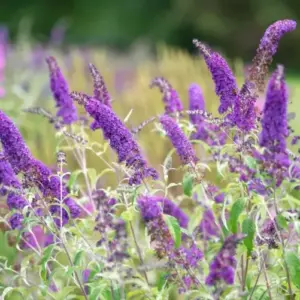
<box><xmin>1</xmin><ymin>18</ymin><xmax>300</xmax><ymax>300</ymax></box>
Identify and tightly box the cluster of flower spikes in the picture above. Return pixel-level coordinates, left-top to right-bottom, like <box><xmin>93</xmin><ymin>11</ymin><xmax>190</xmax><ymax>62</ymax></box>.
<box><xmin>188</xmin><ymin>83</ymin><xmax>227</xmax><ymax>146</ymax></box>
<box><xmin>138</xmin><ymin>195</ymin><xmax>203</xmax><ymax>291</ymax></box>
<box><xmin>70</xmin><ymin>92</ymin><xmax>158</xmax><ymax>185</ymax></box>
<box><xmin>46</xmin><ymin>56</ymin><xmax>78</xmax><ymax>125</ymax></box>
<box><xmin>0</xmin><ymin>109</ymin><xmax>81</xmax><ymax>228</ymax></box>
<box><xmin>160</xmin><ymin>114</ymin><xmax>198</xmax><ymax>165</ymax></box>
<box><xmin>150</xmin><ymin>77</ymin><xmax>183</xmax><ymax>114</ymax></box>
<box><xmin>93</xmin><ymin>190</ymin><xmax>129</xmax><ymax>264</ymax></box>
<box><xmin>206</xmin><ymin>184</ymin><xmax>225</xmax><ymax>203</ymax></box>
<box><xmin>206</xmin><ymin>234</ymin><xmax>245</xmax><ymax>286</ymax></box>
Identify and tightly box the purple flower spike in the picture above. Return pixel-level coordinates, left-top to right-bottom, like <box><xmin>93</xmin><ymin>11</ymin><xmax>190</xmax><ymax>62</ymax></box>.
<box><xmin>0</xmin><ymin>110</ymin><xmax>81</xmax><ymax>224</ymax></box>
<box><xmin>230</xmin><ymin>81</ymin><xmax>257</xmax><ymax>132</ymax></box>
<box><xmin>205</xmin><ymin>234</ymin><xmax>245</xmax><ymax>286</ymax></box>
<box><xmin>46</xmin><ymin>56</ymin><xmax>78</xmax><ymax>124</ymax></box>
<box><xmin>71</xmin><ymin>93</ymin><xmax>158</xmax><ymax>185</ymax></box>
<box><xmin>9</xmin><ymin>213</ymin><xmax>24</xmax><ymax>230</ymax></box>
<box><xmin>189</xmin><ymin>83</ymin><xmax>205</xmax><ymax>126</ymax></box>
<box><xmin>138</xmin><ymin>196</ymin><xmax>189</xmax><ymax>228</ymax></box>
<box><xmin>248</xmin><ymin>19</ymin><xmax>296</xmax><ymax>91</ymax></box>
<box><xmin>88</xmin><ymin>63</ymin><xmax>111</xmax><ymax>107</ymax></box>
<box><xmin>260</xmin><ymin>65</ymin><xmax>288</xmax><ymax>153</ymax></box>
<box><xmin>0</xmin><ymin>110</ymin><xmax>32</xmax><ymax>173</ymax></box>
<box><xmin>160</xmin><ymin>115</ymin><xmax>198</xmax><ymax>165</ymax></box>
<box><xmin>199</xmin><ymin>209</ymin><xmax>219</xmax><ymax>239</ymax></box>
<box><xmin>193</xmin><ymin>40</ymin><xmax>238</xmax><ymax>114</ymax></box>
<box><xmin>150</xmin><ymin>77</ymin><xmax>183</xmax><ymax>114</ymax></box>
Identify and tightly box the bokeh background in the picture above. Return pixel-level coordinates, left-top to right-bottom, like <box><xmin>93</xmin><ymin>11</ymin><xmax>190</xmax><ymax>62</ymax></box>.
<box><xmin>1</xmin><ymin>0</ymin><xmax>300</xmax><ymax>70</ymax></box>
<box><xmin>0</xmin><ymin>0</ymin><xmax>300</xmax><ymax>187</ymax></box>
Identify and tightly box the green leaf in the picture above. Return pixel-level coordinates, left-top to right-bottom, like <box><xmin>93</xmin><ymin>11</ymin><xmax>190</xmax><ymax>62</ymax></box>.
<box><xmin>163</xmin><ymin>215</ymin><xmax>182</xmax><ymax>248</ymax></box>
<box><xmin>121</xmin><ymin>207</ymin><xmax>134</xmax><ymax>222</ymax></box>
<box><xmin>286</xmin><ymin>251</ymin><xmax>300</xmax><ymax>288</ymax></box>
<box><xmin>276</xmin><ymin>214</ymin><xmax>288</xmax><ymax>230</ymax></box>
<box><xmin>183</xmin><ymin>173</ymin><xmax>193</xmax><ymax>197</ymax></box>
<box><xmin>157</xmin><ymin>272</ymin><xmax>168</xmax><ymax>291</ymax></box>
<box><xmin>67</xmin><ymin>169</ymin><xmax>83</xmax><ymax>190</ymax></box>
<box><xmin>228</xmin><ymin>198</ymin><xmax>245</xmax><ymax>234</ymax></box>
<box><xmin>242</xmin><ymin>218</ymin><xmax>255</xmax><ymax>255</ymax></box>
<box><xmin>73</xmin><ymin>250</ymin><xmax>84</xmax><ymax>266</ymax></box>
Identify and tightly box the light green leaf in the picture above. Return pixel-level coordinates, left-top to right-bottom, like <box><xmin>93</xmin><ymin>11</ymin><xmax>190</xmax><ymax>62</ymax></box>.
<box><xmin>229</xmin><ymin>198</ymin><xmax>245</xmax><ymax>234</ymax></box>
<box><xmin>286</xmin><ymin>251</ymin><xmax>300</xmax><ymax>288</ymax></box>
<box><xmin>242</xmin><ymin>218</ymin><xmax>255</xmax><ymax>255</ymax></box>
<box><xmin>276</xmin><ymin>214</ymin><xmax>288</xmax><ymax>230</ymax></box>
<box><xmin>183</xmin><ymin>173</ymin><xmax>193</xmax><ymax>197</ymax></box>
<box><xmin>163</xmin><ymin>214</ymin><xmax>182</xmax><ymax>248</ymax></box>
<box><xmin>73</xmin><ymin>250</ymin><xmax>84</xmax><ymax>266</ymax></box>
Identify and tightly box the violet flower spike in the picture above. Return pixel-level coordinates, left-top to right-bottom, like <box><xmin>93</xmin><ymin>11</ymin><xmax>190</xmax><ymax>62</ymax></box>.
<box><xmin>46</xmin><ymin>56</ymin><xmax>78</xmax><ymax>124</ymax></box>
<box><xmin>248</xmin><ymin>19</ymin><xmax>296</xmax><ymax>91</ymax></box>
<box><xmin>0</xmin><ymin>110</ymin><xmax>81</xmax><ymax>225</ymax></box>
<box><xmin>71</xmin><ymin>94</ymin><xmax>158</xmax><ymax>185</ymax></box>
<box><xmin>88</xmin><ymin>63</ymin><xmax>111</xmax><ymax>107</ymax></box>
<box><xmin>206</xmin><ymin>234</ymin><xmax>245</xmax><ymax>286</ymax></box>
<box><xmin>188</xmin><ymin>83</ymin><xmax>205</xmax><ymax>126</ymax></box>
<box><xmin>160</xmin><ymin>115</ymin><xmax>198</xmax><ymax>165</ymax></box>
<box><xmin>260</xmin><ymin>65</ymin><xmax>288</xmax><ymax>154</ymax></box>
<box><xmin>193</xmin><ymin>39</ymin><xmax>238</xmax><ymax>114</ymax></box>
<box><xmin>230</xmin><ymin>80</ymin><xmax>257</xmax><ymax>132</ymax></box>
<box><xmin>150</xmin><ymin>77</ymin><xmax>183</xmax><ymax>114</ymax></box>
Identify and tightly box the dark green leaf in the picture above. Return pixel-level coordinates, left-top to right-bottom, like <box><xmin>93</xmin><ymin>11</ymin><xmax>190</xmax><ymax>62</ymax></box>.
<box><xmin>183</xmin><ymin>173</ymin><xmax>193</xmax><ymax>197</ymax></box>
<box><xmin>163</xmin><ymin>215</ymin><xmax>182</xmax><ymax>248</ymax></box>
<box><xmin>285</xmin><ymin>251</ymin><xmax>300</xmax><ymax>288</ymax></box>
<box><xmin>228</xmin><ymin>198</ymin><xmax>245</xmax><ymax>233</ymax></box>
<box><xmin>242</xmin><ymin>218</ymin><xmax>255</xmax><ymax>255</ymax></box>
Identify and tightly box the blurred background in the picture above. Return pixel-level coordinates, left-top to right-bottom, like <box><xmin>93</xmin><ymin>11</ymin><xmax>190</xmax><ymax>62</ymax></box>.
<box><xmin>0</xmin><ymin>0</ymin><xmax>300</xmax><ymax>187</ymax></box>
<box><xmin>1</xmin><ymin>0</ymin><xmax>300</xmax><ymax>70</ymax></box>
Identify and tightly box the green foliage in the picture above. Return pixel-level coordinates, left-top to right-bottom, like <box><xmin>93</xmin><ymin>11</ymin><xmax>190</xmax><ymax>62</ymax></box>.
<box><xmin>182</xmin><ymin>173</ymin><xmax>193</xmax><ymax>197</ymax></box>
<box><xmin>286</xmin><ymin>252</ymin><xmax>300</xmax><ymax>289</ymax></box>
<box><xmin>163</xmin><ymin>214</ymin><xmax>182</xmax><ymax>248</ymax></box>
<box><xmin>242</xmin><ymin>218</ymin><xmax>255</xmax><ymax>255</ymax></box>
<box><xmin>228</xmin><ymin>198</ymin><xmax>246</xmax><ymax>234</ymax></box>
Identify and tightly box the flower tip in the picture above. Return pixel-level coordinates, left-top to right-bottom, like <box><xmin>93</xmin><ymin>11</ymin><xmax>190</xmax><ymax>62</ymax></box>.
<box><xmin>192</xmin><ymin>39</ymin><xmax>210</xmax><ymax>57</ymax></box>
<box><xmin>45</xmin><ymin>56</ymin><xmax>57</xmax><ymax>71</ymax></box>
<box><xmin>69</xmin><ymin>91</ymin><xmax>89</xmax><ymax>105</ymax></box>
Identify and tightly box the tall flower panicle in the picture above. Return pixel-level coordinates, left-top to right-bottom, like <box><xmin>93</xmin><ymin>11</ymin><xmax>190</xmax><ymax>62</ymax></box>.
<box><xmin>160</xmin><ymin>115</ymin><xmax>198</xmax><ymax>165</ymax></box>
<box><xmin>0</xmin><ymin>109</ymin><xmax>32</xmax><ymax>173</ymax></box>
<box><xmin>150</xmin><ymin>77</ymin><xmax>183</xmax><ymax>114</ymax></box>
<box><xmin>189</xmin><ymin>83</ymin><xmax>205</xmax><ymax>125</ymax></box>
<box><xmin>248</xmin><ymin>19</ymin><xmax>296</xmax><ymax>91</ymax></box>
<box><xmin>230</xmin><ymin>81</ymin><xmax>257</xmax><ymax>132</ymax></box>
<box><xmin>206</xmin><ymin>234</ymin><xmax>245</xmax><ymax>286</ymax></box>
<box><xmin>260</xmin><ymin>65</ymin><xmax>288</xmax><ymax>153</ymax></box>
<box><xmin>46</xmin><ymin>56</ymin><xmax>78</xmax><ymax>124</ymax></box>
<box><xmin>71</xmin><ymin>92</ymin><xmax>158</xmax><ymax>185</ymax></box>
<box><xmin>193</xmin><ymin>40</ymin><xmax>238</xmax><ymax>114</ymax></box>
<box><xmin>88</xmin><ymin>63</ymin><xmax>111</xmax><ymax>106</ymax></box>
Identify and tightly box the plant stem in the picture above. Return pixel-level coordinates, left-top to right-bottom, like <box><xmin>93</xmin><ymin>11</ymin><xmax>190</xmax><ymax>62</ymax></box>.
<box><xmin>129</xmin><ymin>221</ymin><xmax>150</xmax><ymax>285</ymax></box>
<box><xmin>242</xmin><ymin>255</ymin><xmax>249</xmax><ymax>291</ymax></box>
<box><xmin>262</xmin><ymin>259</ymin><xmax>272</xmax><ymax>300</ymax></box>
<box><xmin>272</xmin><ymin>184</ymin><xmax>293</xmax><ymax>299</ymax></box>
